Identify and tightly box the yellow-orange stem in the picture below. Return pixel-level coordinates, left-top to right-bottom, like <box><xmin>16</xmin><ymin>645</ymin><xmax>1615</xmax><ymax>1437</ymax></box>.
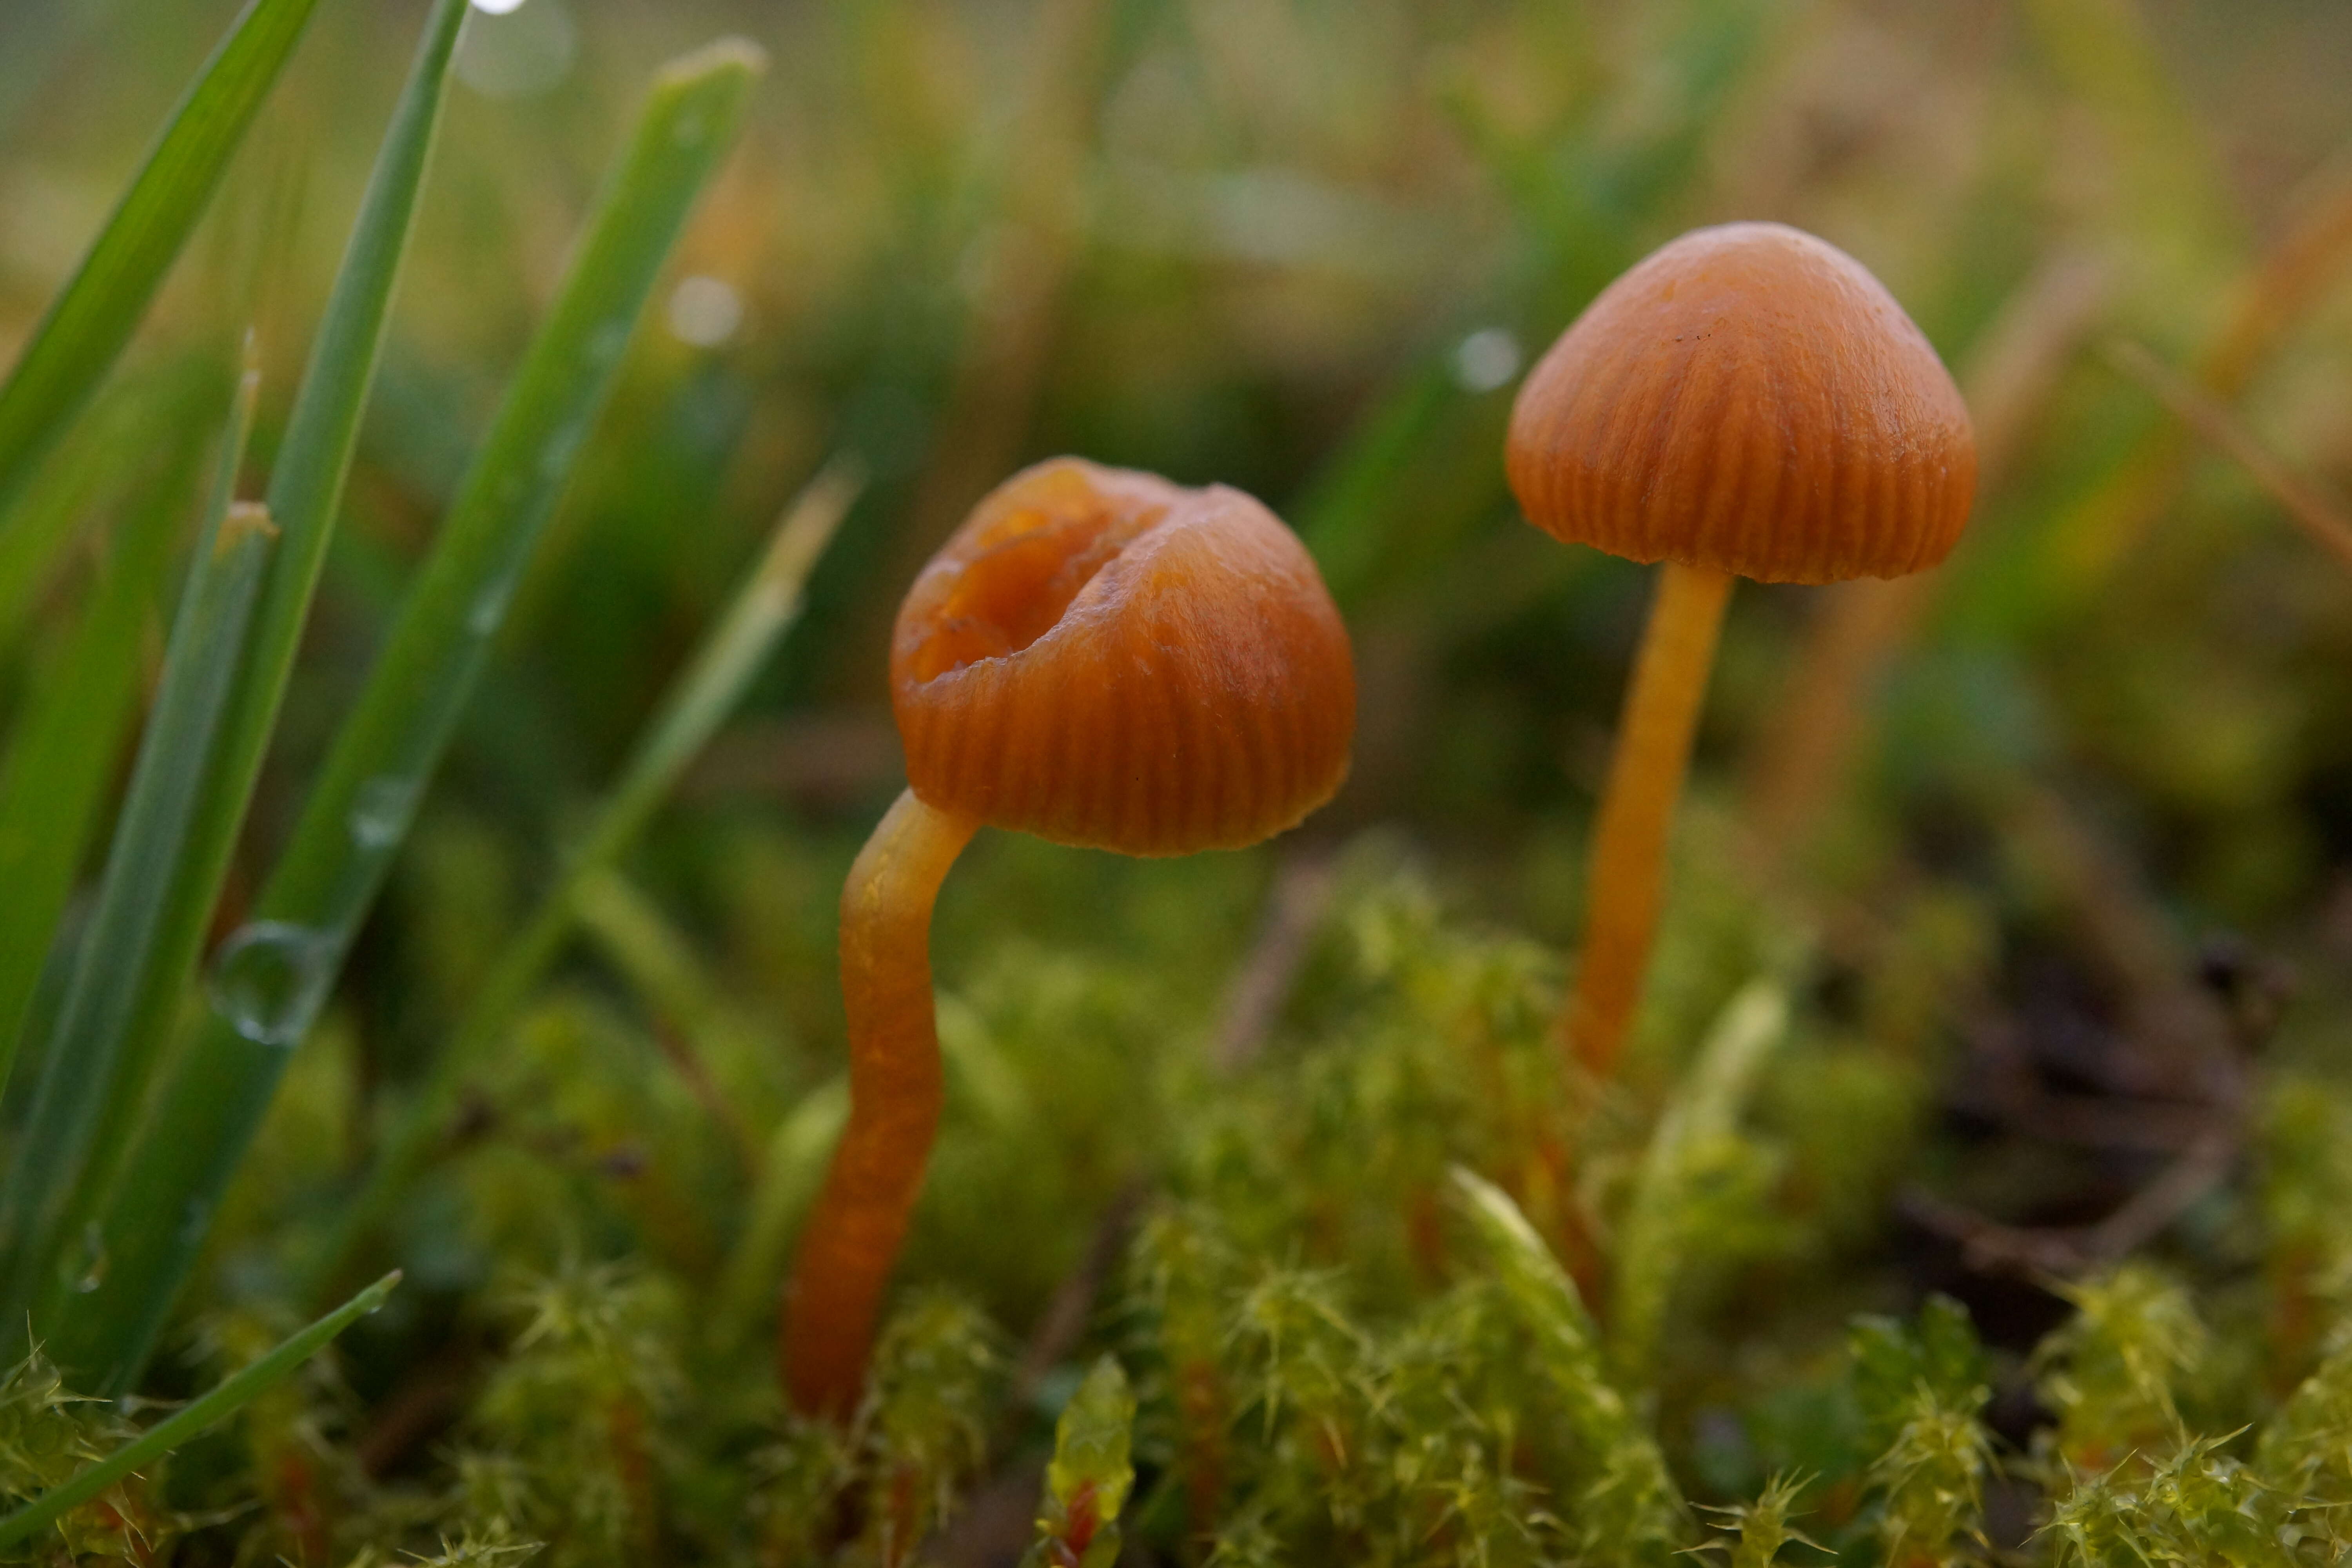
<box><xmin>782</xmin><ymin>788</ymin><xmax>978</xmax><ymax>1418</ymax></box>
<box><xmin>1563</xmin><ymin>561</ymin><xmax>1733</xmax><ymax>1076</ymax></box>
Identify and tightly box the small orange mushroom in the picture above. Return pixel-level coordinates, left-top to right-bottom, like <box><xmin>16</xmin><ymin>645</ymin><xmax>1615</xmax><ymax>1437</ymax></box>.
<box><xmin>1506</xmin><ymin>221</ymin><xmax>1975</xmax><ymax>1076</ymax></box>
<box><xmin>782</xmin><ymin>457</ymin><xmax>1354</xmax><ymax>1418</ymax></box>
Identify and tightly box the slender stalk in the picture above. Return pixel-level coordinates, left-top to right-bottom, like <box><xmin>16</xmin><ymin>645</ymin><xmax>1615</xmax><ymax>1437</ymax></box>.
<box><xmin>1563</xmin><ymin>560</ymin><xmax>1732</xmax><ymax>1076</ymax></box>
<box><xmin>782</xmin><ymin>787</ymin><xmax>978</xmax><ymax>1418</ymax></box>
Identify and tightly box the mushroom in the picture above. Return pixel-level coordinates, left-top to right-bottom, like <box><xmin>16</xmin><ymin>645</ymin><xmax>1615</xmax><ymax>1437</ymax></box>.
<box><xmin>781</xmin><ymin>457</ymin><xmax>1355</xmax><ymax>1417</ymax></box>
<box><xmin>1506</xmin><ymin>221</ymin><xmax>1975</xmax><ymax>1075</ymax></box>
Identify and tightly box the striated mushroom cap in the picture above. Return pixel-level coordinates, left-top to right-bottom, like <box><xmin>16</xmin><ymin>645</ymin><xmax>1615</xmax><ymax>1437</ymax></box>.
<box><xmin>1506</xmin><ymin>221</ymin><xmax>1976</xmax><ymax>585</ymax></box>
<box><xmin>892</xmin><ymin>457</ymin><xmax>1355</xmax><ymax>855</ymax></box>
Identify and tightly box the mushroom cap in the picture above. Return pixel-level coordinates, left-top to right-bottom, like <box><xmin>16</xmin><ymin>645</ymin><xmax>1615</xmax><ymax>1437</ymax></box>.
<box><xmin>1506</xmin><ymin>221</ymin><xmax>1976</xmax><ymax>584</ymax></box>
<box><xmin>892</xmin><ymin>457</ymin><xmax>1356</xmax><ymax>856</ymax></box>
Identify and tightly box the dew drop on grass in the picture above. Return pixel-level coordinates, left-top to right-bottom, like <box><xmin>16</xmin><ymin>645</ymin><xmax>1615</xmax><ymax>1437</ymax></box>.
<box><xmin>71</xmin><ymin>1225</ymin><xmax>107</xmax><ymax>1293</ymax></box>
<box><xmin>209</xmin><ymin>922</ymin><xmax>337</xmax><ymax>1048</ymax></box>
<box><xmin>539</xmin><ymin>425</ymin><xmax>584</xmax><ymax>480</ymax></box>
<box><xmin>349</xmin><ymin>776</ymin><xmax>421</xmax><ymax>851</ymax></box>
<box><xmin>468</xmin><ymin>578</ymin><xmax>516</xmax><ymax>636</ymax></box>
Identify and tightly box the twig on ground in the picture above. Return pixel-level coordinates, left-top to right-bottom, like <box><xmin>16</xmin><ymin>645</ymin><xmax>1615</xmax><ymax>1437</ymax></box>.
<box><xmin>1006</xmin><ymin>1180</ymin><xmax>1148</xmax><ymax>1418</ymax></box>
<box><xmin>1213</xmin><ymin>848</ymin><xmax>1337</xmax><ymax>1073</ymax></box>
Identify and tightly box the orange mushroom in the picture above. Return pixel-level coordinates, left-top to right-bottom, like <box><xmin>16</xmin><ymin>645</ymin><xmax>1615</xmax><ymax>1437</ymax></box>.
<box><xmin>781</xmin><ymin>457</ymin><xmax>1355</xmax><ymax>1418</ymax></box>
<box><xmin>1506</xmin><ymin>222</ymin><xmax>1975</xmax><ymax>1076</ymax></box>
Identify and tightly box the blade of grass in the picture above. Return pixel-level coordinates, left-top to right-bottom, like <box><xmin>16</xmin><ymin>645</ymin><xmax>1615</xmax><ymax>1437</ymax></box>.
<box><xmin>0</xmin><ymin>0</ymin><xmax>324</xmax><ymax>523</ymax></box>
<box><xmin>1608</xmin><ymin>980</ymin><xmax>1787</xmax><ymax>1382</ymax></box>
<box><xmin>67</xmin><ymin>38</ymin><xmax>771</xmax><ymax>1392</ymax></box>
<box><xmin>300</xmin><ymin>457</ymin><xmax>863</xmax><ymax>1309</ymax></box>
<box><xmin>573</xmin><ymin>867</ymin><xmax>766</xmax><ymax>1177</ymax></box>
<box><xmin>0</xmin><ymin>377</ymin><xmax>271</xmax><ymax>1353</ymax></box>
<box><xmin>713</xmin><ymin>1076</ymin><xmax>849</xmax><ymax>1350</ymax></box>
<box><xmin>25</xmin><ymin>0</ymin><xmax>473</xmax><ymax>1392</ymax></box>
<box><xmin>0</xmin><ymin>379</ymin><xmax>169</xmax><ymax>655</ymax></box>
<box><xmin>2103</xmin><ymin>339</ymin><xmax>2352</xmax><ymax>575</ymax></box>
<box><xmin>1453</xmin><ymin>1167</ymin><xmax>1686</xmax><ymax>1563</ymax></box>
<box><xmin>0</xmin><ymin>390</ymin><xmax>221</xmax><ymax>1095</ymax></box>
<box><xmin>256</xmin><ymin>36</ymin><xmax>768</xmax><ymax>1045</ymax></box>
<box><xmin>0</xmin><ymin>1270</ymin><xmax>398</xmax><ymax>1552</ymax></box>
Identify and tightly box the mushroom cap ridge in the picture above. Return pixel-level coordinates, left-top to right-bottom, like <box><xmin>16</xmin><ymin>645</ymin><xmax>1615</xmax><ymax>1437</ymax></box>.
<box><xmin>1506</xmin><ymin>221</ymin><xmax>1977</xmax><ymax>584</ymax></box>
<box><xmin>892</xmin><ymin>457</ymin><xmax>1356</xmax><ymax>855</ymax></box>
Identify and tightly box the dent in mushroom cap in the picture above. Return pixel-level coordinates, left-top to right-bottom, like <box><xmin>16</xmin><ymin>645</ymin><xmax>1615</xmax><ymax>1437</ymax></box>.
<box><xmin>892</xmin><ymin>457</ymin><xmax>1356</xmax><ymax>856</ymax></box>
<box><xmin>1506</xmin><ymin>221</ymin><xmax>1977</xmax><ymax>585</ymax></box>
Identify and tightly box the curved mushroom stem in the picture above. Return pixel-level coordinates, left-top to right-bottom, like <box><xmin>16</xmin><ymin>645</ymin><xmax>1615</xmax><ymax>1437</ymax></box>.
<box><xmin>782</xmin><ymin>787</ymin><xmax>979</xmax><ymax>1419</ymax></box>
<box><xmin>1564</xmin><ymin>560</ymin><xmax>1734</xmax><ymax>1076</ymax></box>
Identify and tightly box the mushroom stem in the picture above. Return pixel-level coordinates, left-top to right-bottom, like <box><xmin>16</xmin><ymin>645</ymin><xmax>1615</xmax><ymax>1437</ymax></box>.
<box><xmin>1564</xmin><ymin>560</ymin><xmax>1733</xmax><ymax>1075</ymax></box>
<box><xmin>782</xmin><ymin>786</ymin><xmax>979</xmax><ymax>1418</ymax></box>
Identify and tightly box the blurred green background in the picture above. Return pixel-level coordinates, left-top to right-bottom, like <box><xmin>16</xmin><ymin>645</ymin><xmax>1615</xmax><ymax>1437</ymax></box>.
<box><xmin>3</xmin><ymin>0</ymin><xmax>2348</xmax><ymax>913</ymax></box>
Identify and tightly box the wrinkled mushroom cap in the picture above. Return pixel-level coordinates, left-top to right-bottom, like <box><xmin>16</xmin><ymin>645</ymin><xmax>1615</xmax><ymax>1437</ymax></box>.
<box><xmin>1506</xmin><ymin>221</ymin><xmax>1976</xmax><ymax>584</ymax></box>
<box><xmin>892</xmin><ymin>457</ymin><xmax>1355</xmax><ymax>855</ymax></box>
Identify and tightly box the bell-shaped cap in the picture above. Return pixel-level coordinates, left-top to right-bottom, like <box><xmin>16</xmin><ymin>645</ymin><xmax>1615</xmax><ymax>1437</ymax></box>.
<box><xmin>1506</xmin><ymin>222</ymin><xmax>1976</xmax><ymax>584</ymax></box>
<box><xmin>892</xmin><ymin>458</ymin><xmax>1355</xmax><ymax>855</ymax></box>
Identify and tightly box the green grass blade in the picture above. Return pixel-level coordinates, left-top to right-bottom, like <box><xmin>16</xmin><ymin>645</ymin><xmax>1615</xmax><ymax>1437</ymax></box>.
<box><xmin>0</xmin><ymin>382</ymin><xmax>223</xmax><ymax>1083</ymax></box>
<box><xmin>1608</xmin><ymin>980</ymin><xmax>1788</xmax><ymax>1382</ymax></box>
<box><xmin>259</xmin><ymin>35</ymin><xmax>768</xmax><ymax>1033</ymax></box>
<box><xmin>0</xmin><ymin>382</ymin><xmax>162</xmax><ymax>655</ymax></box>
<box><xmin>21</xmin><ymin>0</ymin><xmax>472</xmax><ymax>1392</ymax></box>
<box><xmin>0</xmin><ymin>1270</ymin><xmax>397</xmax><ymax>1552</ymax></box>
<box><xmin>1453</xmin><ymin>1167</ymin><xmax>1687</xmax><ymax>1564</ymax></box>
<box><xmin>0</xmin><ymin>377</ymin><xmax>269</xmax><ymax>1349</ymax></box>
<box><xmin>67</xmin><ymin>37</ymin><xmax>769</xmax><ymax>1391</ymax></box>
<box><xmin>1</xmin><ymin>503</ymin><xmax>276</xmax><ymax>1341</ymax></box>
<box><xmin>302</xmin><ymin>458</ymin><xmax>863</xmax><ymax>1308</ymax></box>
<box><xmin>0</xmin><ymin>0</ymin><xmax>323</xmax><ymax>522</ymax></box>
<box><xmin>713</xmin><ymin>1076</ymin><xmax>849</xmax><ymax>1350</ymax></box>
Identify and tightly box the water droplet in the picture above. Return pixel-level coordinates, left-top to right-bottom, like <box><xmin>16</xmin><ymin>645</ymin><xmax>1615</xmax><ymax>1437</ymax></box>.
<box><xmin>672</xmin><ymin>109</ymin><xmax>708</xmax><ymax>148</ymax></box>
<box><xmin>71</xmin><ymin>1227</ymin><xmax>106</xmax><ymax>1293</ymax></box>
<box><xmin>209</xmin><ymin>922</ymin><xmax>336</xmax><ymax>1048</ymax></box>
<box><xmin>349</xmin><ymin>776</ymin><xmax>421</xmax><ymax>851</ymax></box>
<box><xmin>666</xmin><ymin>276</ymin><xmax>743</xmax><ymax>348</ymax></box>
<box><xmin>1452</xmin><ymin>327</ymin><xmax>1522</xmax><ymax>394</ymax></box>
<box><xmin>457</xmin><ymin>0</ymin><xmax>575</xmax><ymax>99</ymax></box>
<box><xmin>178</xmin><ymin>1198</ymin><xmax>212</xmax><ymax>1249</ymax></box>
<box><xmin>468</xmin><ymin>578</ymin><xmax>515</xmax><ymax>636</ymax></box>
